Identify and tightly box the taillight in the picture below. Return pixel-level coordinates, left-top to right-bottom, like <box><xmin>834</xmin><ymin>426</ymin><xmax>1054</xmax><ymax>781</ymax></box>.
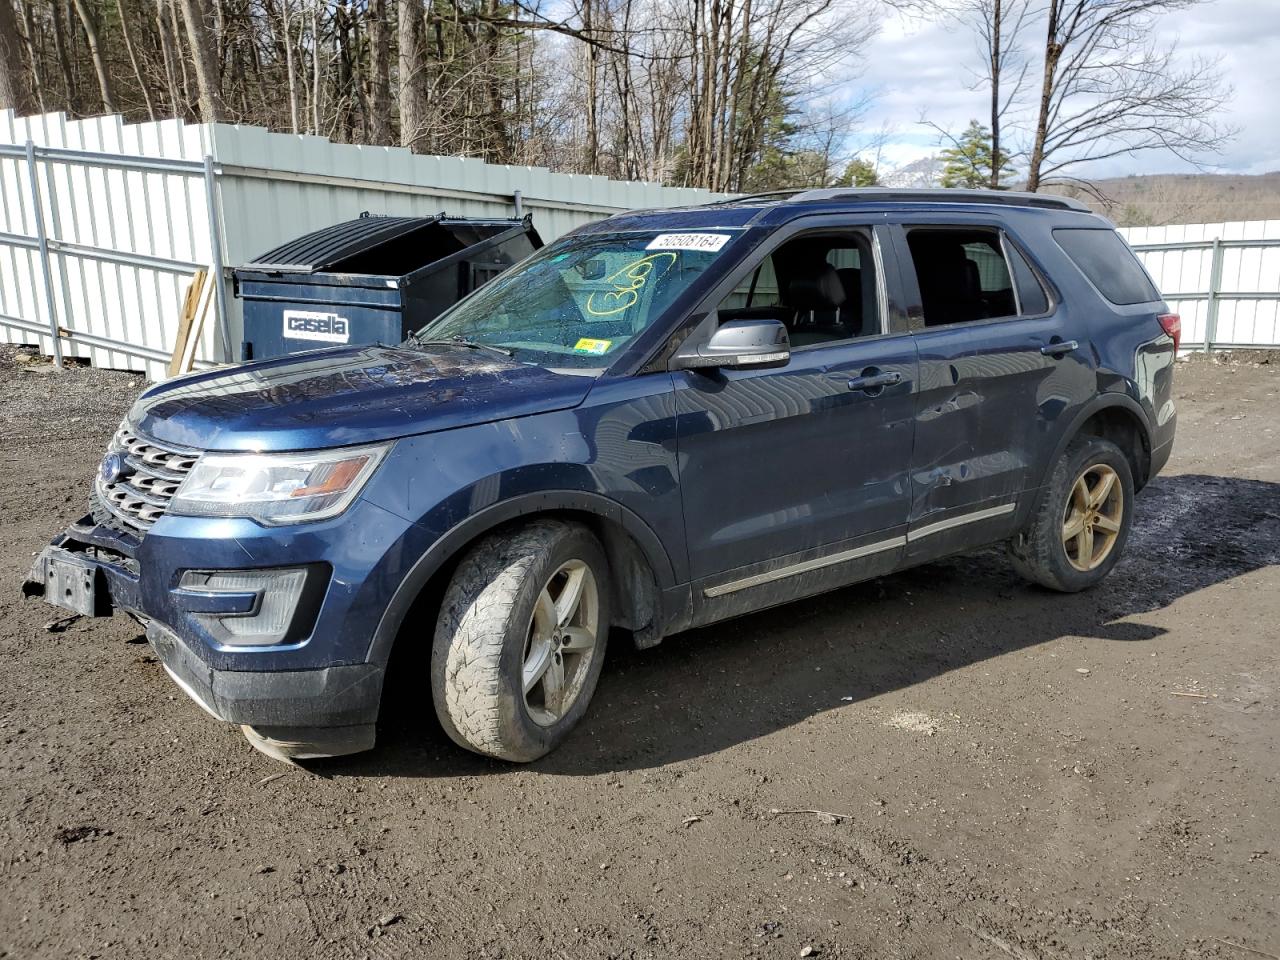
<box><xmin>1158</xmin><ymin>313</ymin><xmax>1181</xmax><ymax>352</ymax></box>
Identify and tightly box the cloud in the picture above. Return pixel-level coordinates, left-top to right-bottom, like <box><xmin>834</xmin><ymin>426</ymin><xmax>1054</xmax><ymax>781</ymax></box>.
<box><xmin>846</xmin><ymin>0</ymin><xmax>1280</xmax><ymax>177</ymax></box>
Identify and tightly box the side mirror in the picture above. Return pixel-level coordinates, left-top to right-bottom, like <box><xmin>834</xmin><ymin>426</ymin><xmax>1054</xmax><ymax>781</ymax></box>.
<box><xmin>672</xmin><ymin>318</ymin><xmax>791</xmax><ymax>371</ymax></box>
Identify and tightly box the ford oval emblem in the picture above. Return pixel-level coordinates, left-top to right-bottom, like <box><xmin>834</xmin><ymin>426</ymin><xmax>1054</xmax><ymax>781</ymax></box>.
<box><xmin>99</xmin><ymin>452</ymin><xmax>130</xmax><ymax>485</ymax></box>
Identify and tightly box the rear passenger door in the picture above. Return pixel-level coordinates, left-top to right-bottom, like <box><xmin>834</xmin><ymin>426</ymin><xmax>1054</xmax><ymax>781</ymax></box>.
<box><xmin>889</xmin><ymin>218</ymin><xmax>1096</xmax><ymax>561</ymax></box>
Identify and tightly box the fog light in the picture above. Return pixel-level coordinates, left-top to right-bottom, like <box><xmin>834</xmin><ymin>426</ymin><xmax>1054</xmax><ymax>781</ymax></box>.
<box><xmin>180</xmin><ymin>568</ymin><xmax>308</xmax><ymax>646</ymax></box>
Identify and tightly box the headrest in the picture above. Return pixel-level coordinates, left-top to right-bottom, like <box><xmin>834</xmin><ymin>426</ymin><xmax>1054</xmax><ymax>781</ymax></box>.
<box><xmin>910</xmin><ymin>235</ymin><xmax>969</xmax><ymax>267</ymax></box>
<box><xmin>835</xmin><ymin>267</ymin><xmax>861</xmax><ymax>301</ymax></box>
<box><xmin>788</xmin><ymin>262</ymin><xmax>847</xmax><ymax>310</ymax></box>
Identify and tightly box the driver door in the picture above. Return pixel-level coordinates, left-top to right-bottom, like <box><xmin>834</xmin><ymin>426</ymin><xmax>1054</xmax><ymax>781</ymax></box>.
<box><xmin>672</xmin><ymin>225</ymin><xmax>919</xmax><ymax>623</ymax></box>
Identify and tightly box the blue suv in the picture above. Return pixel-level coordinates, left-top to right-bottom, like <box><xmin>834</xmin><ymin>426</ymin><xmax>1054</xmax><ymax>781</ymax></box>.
<box><xmin>26</xmin><ymin>189</ymin><xmax>1178</xmax><ymax>763</ymax></box>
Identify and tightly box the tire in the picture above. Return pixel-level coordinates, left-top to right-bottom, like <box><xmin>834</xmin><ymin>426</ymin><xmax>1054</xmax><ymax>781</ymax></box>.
<box><xmin>431</xmin><ymin>520</ymin><xmax>611</xmax><ymax>762</ymax></box>
<box><xmin>1008</xmin><ymin>436</ymin><xmax>1135</xmax><ymax>593</ymax></box>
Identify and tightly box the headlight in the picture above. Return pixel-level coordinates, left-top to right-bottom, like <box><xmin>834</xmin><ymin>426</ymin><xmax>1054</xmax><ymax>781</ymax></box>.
<box><xmin>169</xmin><ymin>443</ymin><xmax>390</xmax><ymax>525</ymax></box>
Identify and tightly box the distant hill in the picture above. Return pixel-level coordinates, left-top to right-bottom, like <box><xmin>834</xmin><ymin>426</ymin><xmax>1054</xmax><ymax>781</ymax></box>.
<box><xmin>873</xmin><ymin>161</ymin><xmax>1280</xmax><ymax>225</ymax></box>
<box><xmin>1042</xmin><ymin>172</ymin><xmax>1280</xmax><ymax>226</ymax></box>
<box><xmin>879</xmin><ymin>156</ymin><xmax>945</xmax><ymax>189</ymax></box>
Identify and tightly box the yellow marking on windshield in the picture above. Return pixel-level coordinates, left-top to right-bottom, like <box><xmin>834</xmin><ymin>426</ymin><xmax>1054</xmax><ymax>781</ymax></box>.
<box><xmin>584</xmin><ymin>253</ymin><xmax>678</xmax><ymax>317</ymax></box>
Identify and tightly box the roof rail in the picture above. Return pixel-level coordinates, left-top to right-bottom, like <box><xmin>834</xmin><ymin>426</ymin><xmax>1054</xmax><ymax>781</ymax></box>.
<box><xmin>705</xmin><ymin>187</ymin><xmax>1091</xmax><ymax>213</ymax></box>
<box><xmin>702</xmin><ymin>189</ymin><xmax>810</xmax><ymax>207</ymax></box>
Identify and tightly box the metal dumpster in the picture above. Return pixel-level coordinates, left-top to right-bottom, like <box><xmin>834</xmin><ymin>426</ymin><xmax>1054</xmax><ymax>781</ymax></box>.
<box><xmin>234</xmin><ymin>213</ymin><xmax>542</xmax><ymax>360</ymax></box>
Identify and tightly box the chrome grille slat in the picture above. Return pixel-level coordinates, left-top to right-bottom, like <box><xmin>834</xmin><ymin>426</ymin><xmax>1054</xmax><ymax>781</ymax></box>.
<box><xmin>95</xmin><ymin>423</ymin><xmax>200</xmax><ymax>534</ymax></box>
<box><xmin>94</xmin><ymin>478</ymin><xmax>154</xmax><ymax>531</ymax></box>
<box><xmin>122</xmin><ymin>454</ymin><xmax>189</xmax><ymax>482</ymax></box>
<box><xmin>109</xmin><ymin>477</ymin><xmax>173</xmax><ymax>507</ymax></box>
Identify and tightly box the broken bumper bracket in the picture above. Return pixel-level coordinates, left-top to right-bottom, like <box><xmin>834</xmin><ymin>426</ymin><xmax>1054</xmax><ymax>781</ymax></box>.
<box><xmin>23</xmin><ymin>538</ymin><xmax>142</xmax><ymax>617</ymax></box>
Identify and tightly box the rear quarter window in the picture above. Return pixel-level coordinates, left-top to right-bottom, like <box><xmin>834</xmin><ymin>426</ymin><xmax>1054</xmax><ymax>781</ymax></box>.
<box><xmin>1053</xmin><ymin>228</ymin><xmax>1160</xmax><ymax>305</ymax></box>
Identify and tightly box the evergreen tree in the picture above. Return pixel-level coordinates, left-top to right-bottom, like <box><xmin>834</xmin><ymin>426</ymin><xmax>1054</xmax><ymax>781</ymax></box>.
<box><xmin>836</xmin><ymin>157</ymin><xmax>880</xmax><ymax>187</ymax></box>
<box><xmin>939</xmin><ymin>120</ymin><xmax>1014</xmax><ymax>189</ymax></box>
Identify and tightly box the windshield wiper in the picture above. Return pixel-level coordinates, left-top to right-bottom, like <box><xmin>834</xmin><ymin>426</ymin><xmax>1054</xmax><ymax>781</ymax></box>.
<box><xmin>415</xmin><ymin>336</ymin><xmax>514</xmax><ymax>359</ymax></box>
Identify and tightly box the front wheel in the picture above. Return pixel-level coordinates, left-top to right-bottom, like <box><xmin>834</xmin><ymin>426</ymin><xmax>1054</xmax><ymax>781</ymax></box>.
<box><xmin>1009</xmin><ymin>436</ymin><xmax>1135</xmax><ymax>592</ymax></box>
<box><xmin>431</xmin><ymin>520</ymin><xmax>610</xmax><ymax>762</ymax></box>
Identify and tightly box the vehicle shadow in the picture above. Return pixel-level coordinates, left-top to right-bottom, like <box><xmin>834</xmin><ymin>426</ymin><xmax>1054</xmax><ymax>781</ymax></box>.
<box><xmin>311</xmin><ymin>473</ymin><xmax>1280</xmax><ymax>780</ymax></box>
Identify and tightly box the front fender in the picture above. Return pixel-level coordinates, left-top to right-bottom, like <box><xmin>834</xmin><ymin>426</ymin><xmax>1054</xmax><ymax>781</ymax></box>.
<box><xmin>357</xmin><ymin>382</ymin><xmax>686</xmax><ymax>665</ymax></box>
<box><xmin>364</xmin><ymin>489</ymin><xmax>679</xmax><ymax>666</ymax></box>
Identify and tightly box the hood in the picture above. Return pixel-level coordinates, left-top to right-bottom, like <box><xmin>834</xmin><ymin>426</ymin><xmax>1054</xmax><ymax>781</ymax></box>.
<box><xmin>130</xmin><ymin>344</ymin><xmax>594</xmax><ymax>451</ymax></box>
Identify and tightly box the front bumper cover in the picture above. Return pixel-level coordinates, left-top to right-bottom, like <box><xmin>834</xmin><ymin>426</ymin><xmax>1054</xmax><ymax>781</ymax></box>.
<box><xmin>146</xmin><ymin>620</ymin><xmax>382</xmax><ymax>729</ymax></box>
<box><xmin>25</xmin><ymin>530</ymin><xmax>383</xmax><ymax>757</ymax></box>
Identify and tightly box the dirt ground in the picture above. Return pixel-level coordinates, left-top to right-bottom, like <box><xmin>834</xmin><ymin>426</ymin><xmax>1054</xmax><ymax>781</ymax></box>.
<box><xmin>0</xmin><ymin>346</ymin><xmax>1276</xmax><ymax>960</ymax></box>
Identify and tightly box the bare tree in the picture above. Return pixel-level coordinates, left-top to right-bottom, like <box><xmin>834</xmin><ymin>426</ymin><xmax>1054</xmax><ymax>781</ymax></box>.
<box><xmin>116</xmin><ymin>0</ymin><xmax>157</xmax><ymax>120</ymax></box>
<box><xmin>1025</xmin><ymin>0</ymin><xmax>1233</xmax><ymax>191</ymax></box>
<box><xmin>154</xmin><ymin>0</ymin><xmax>183</xmax><ymax>116</ymax></box>
<box><xmin>310</xmin><ymin>0</ymin><xmax>322</xmax><ymax>132</ymax></box>
<box><xmin>970</xmin><ymin>0</ymin><xmax>1030</xmax><ymax>187</ymax></box>
<box><xmin>51</xmin><ymin>0</ymin><xmax>79</xmax><ymax>112</ymax></box>
<box><xmin>6</xmin><ymin>0</ymin><xmax>884</xmax><ymax>192</ymax></box>
<box><xmin>177</xmin><ymin>0</ymin><xmax>225</xmax><ymax>120</ymax></box>
<box><xmin>17</xmin><ymin>0</ymin><xmax>47</xmax><ymax>112</ymax></box>
<box><xmin>398</xmin><ymin>0</ymin><xmax>428</xmax><ymax>150</ymax></box>
<box><xmin>679</xmin><ymin>0</ymin><xmax>873</xmax><ymax>192</ymax></box>
<box><xmin>0</xmin><ymin>0</ymin><xmax>36</xmax><ymax>113</ymax></box>
<box><xmin>70</xmin><ymin>0</ymin><xmax>117</xmax><ymax>112</ymax></box>
<box><xmin>365</xmin><ymin>0</ymin><xmax>392</xmax><ymax>143</ymax></box>
<box><xmin>899</xmin><ymin>0</ymin><xmax>1030</xmax><ymax>188</ymax></box>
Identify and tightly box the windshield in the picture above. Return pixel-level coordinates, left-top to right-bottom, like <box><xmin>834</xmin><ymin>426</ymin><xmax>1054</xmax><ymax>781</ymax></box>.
<box><xmin>413</xmin><ymin>230</ymin><xmax>737</xmax><ymax>368</ymax></box>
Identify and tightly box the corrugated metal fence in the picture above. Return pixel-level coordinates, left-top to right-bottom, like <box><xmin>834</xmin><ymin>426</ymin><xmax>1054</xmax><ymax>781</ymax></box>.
<box><xmin>1119</xmin><ymin>221</ymin><xmax>1280</xmax><ymax>352</ymax></box>
<box><xmin>0</xmin><ymin>115</ymin><xmax>221</xmax><ymax>374</ymax></box>
<box><xmin>2</xmin><ymin>108</ymin><xmax>1277</xmax><ymax>378</ymax></box>
<box><xmin>0</xmin><ymin>110</ymin><xmax>722</xmax><ymax>378</ymax></box>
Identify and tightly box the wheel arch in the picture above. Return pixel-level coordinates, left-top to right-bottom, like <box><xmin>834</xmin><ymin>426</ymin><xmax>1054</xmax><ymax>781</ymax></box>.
<box><xmin>1047</xmin><ymin>394</ymin><xmax>1153</xmax><ymax>492</ymax></box>
<box><xmin>367</xmin><ymin>492</ymin><xmax>678</xmax><ymax>669</ymax></box>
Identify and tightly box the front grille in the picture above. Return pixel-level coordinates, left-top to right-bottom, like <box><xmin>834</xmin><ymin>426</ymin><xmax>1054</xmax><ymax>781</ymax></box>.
<box><xmin>93</xmin><ymin>423</ymin><xmax>200</xmax><ymax>534</ymax></box>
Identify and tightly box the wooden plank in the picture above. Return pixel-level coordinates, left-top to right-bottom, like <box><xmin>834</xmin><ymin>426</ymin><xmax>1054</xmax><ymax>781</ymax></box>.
<box><xmin>167</xmin><ymin>269</ymin><xmax>206</xmax><ymax>378</ymax></box>
<box><xmin>178</xmin><ymin>273</ymin><xmax>214</xmax><ymax>375</ymax></box>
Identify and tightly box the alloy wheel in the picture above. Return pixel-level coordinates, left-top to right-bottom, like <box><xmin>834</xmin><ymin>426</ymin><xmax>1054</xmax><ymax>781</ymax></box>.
<box><xmin>522</xmin><ymin>559</ymin><xmax>600</xmax><ymax>726</ymax></box>
<box><xmin>1062</xmin><ymin>463</ymin><xmax>1124</xmax><ymax>572</ymax></box>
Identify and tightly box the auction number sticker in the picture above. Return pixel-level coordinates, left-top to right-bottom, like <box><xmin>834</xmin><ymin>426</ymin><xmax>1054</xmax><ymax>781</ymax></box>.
<box><xmin>283</xmin><ymin>309</ymin><xmax>351</xmax><ymax>344</ymax></box>
<box><xmin>645</xmin><ymin>233</ymin><xmax>731</xmax><ymax>253</ymax></box>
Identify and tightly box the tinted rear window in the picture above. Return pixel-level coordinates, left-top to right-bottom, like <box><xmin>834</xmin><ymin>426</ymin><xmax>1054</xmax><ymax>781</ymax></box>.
<box><xmin>1053</xmin><ymin>228</ymin><xmax>1159</xmax><ymax>305</ymax></box>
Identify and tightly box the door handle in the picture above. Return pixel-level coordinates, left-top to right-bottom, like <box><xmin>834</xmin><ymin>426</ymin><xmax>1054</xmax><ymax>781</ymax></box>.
<box><xmin>847</xmin><ymin>371</ymin><xmax>902</xmax><ymax>392</ymax></box>
<box><xmin>1040</xmin><ymin>339</ymin><xmax>1079</xmax><ymax>357</ymax></box>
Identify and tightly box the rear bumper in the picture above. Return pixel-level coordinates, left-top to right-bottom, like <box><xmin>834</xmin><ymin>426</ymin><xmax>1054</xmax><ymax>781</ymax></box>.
<box><xmin>1149</xmin><ymin>433</ymin><xmax>1174</xmax><ymax>480</ymax></box>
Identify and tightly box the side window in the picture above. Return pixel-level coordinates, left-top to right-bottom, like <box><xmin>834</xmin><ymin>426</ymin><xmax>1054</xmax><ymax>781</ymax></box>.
<box><xmin>1053</xmin><ymin>227</ymin><xmax>1159</xmax><ymax>305</ymax></box>
<box><xmin>716</xmin><ymin>231</ymin><xmax>880</xmax><ymax>348</ymax></box>
<box><xmin>1005</xmin><ymin>241</ymin><xmax>1050</xmax><ymax>315</ymax></box>
<box><xmin>722</xmin><ymin>256</ymin><xmax>782</xmax><ymax>311</ymax></box>
<box><xmin>906</xmin><ymin>228</ymin><xmax>1020</xmax><ymax>326</ymax></box>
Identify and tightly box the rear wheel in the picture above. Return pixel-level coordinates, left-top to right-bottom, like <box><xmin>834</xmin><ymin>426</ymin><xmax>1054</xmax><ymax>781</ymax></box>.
<box><xmin>431</xmin><ymin>520</ymin><xmax>610</xmax><ymax>762</ymax></box>
<box><xmin>1009</xmin><ymin>436</ymin><xmax>1135</xmax><ymax>592</ymax></box>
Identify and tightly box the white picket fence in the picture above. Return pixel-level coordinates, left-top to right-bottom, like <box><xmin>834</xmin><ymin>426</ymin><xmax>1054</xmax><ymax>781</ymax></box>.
<box><xmin>1</xmin><ymin>108</ymin><xmax>1277</xmax><ymax>378</ymax></box>
<box><xmin>0</xmin><ymin>110</ymin><xmax>722</xmax><ymax>378</ymax></box>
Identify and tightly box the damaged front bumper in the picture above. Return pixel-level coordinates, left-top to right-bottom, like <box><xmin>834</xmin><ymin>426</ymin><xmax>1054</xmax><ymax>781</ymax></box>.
<box><xmin>148</xmin><ymin>620</ymin><xmax>380</xmax><ymax>758</ymax></box>
<box><xmin>24</xmin><ymin>514</ymin><xmax>382</xmax><ymax>759</ymax></box>
<box><xmin>24</xmin><ymin>520</ymin><xmax>144</xmax><ymax>616</ymax></box>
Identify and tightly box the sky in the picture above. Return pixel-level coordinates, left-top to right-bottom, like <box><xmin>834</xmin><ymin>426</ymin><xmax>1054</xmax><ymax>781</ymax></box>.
<box><xmin>850</xmin><ymin>0</ymin><xmax>1280</xmax><ymax>178</ymax></box>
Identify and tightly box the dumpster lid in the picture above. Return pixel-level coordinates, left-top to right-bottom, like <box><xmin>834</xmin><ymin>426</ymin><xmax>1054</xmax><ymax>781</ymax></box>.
<box><xmin>243</xmin><ymin>213</ymin><xmax>446</xmax><ymax>273</ymax></box>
